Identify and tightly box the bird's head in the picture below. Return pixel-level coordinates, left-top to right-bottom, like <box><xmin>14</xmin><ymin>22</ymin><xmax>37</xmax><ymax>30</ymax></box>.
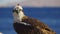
<box><xmin>13</xmin><ymin>4</ymin><xmax>23</xmax><ymax>14</ymax></box>
<box><xmin>13</xmin><ymin>4</ymin><xmax>25</xmax><ymax>22</ymax></box>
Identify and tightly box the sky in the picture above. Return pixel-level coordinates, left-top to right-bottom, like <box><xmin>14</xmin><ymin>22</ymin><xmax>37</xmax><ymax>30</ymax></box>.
<box><xmin>0</xmin><ymin>0</ymin><xmax>60</xmax><ymax>7</ymax></box>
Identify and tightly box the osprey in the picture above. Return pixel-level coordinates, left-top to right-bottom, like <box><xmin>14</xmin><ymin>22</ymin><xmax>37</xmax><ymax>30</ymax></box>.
<box><xmin>13</xmin><ymin>4</ymin><xmax>56</xmax><ymax>34</ymax></box>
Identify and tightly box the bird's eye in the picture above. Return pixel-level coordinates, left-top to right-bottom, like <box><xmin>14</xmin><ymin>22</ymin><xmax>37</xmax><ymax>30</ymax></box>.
<box><xmin>13</xmin><ymin>9</ymin><xmax>19</xmax><ymax>14</ymax></box>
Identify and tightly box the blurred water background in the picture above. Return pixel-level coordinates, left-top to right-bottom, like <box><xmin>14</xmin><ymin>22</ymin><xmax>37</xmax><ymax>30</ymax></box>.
<box><xmin>0</xmin><ymin>7</ymin><xmax>60</xmax><ymax>34</ymax></box>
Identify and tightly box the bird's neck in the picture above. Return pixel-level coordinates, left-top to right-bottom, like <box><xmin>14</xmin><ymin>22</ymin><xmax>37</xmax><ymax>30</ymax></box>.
<box><xmin>18</xmin><ymin>11</ymin><xmax>25</xmax><ymax>21</ymax></box>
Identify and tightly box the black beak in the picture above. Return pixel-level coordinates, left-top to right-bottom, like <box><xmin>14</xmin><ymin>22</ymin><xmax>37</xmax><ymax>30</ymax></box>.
<box><xmin>13</xmin><ymin>7</ymin><xmax>23</xmax><ymax>14</ymax></box>
<box><xmin>13</xmin><ymin>9</ymin><xmax>19</xmax><ymax>14</ymax></box>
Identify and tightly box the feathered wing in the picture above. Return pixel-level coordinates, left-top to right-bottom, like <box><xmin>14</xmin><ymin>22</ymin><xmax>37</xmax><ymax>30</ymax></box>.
<box><xmin>13</xmin><ymin>22</ymin><xmax>42</xmax><ymax>34</ymax></box>
<box><xmin>22</xmin><ymin>16</ymin><xmax>56</xmax><ymax>34</ymax></box>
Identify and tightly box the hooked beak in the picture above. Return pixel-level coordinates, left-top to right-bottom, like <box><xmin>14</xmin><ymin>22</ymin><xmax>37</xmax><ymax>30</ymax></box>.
<box><xmin>13</xmin><ymin>8</ymin><xmax>22</xmax><ymax>14</ymax></box>
<box><xmin>13</xmin><ymin>9</ymin><xmax>19</xmax><ymax>14</ymax></box>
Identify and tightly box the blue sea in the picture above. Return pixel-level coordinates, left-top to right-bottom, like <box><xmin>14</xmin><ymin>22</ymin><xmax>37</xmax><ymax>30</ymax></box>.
<box><xmin>0</xmin><ymin>7</ymin><xmax>60</xmax><ymax>34</ymax></box>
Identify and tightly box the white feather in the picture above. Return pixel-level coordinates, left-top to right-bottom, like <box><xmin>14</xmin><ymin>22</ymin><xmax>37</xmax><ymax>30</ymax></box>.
<box><xmin>19</xmin><ymin>11</ymin><xmax>25</xmax><ymax>21</ymax></box>
<box><xmin>13</xmin><ymin>4</ymin><xmax>25</xmax><ymax>22</ymax></box>
<box><xmin>20</xmin><ymin>22</ymin><xmax>31</xmax><ymax>26</ymax></box>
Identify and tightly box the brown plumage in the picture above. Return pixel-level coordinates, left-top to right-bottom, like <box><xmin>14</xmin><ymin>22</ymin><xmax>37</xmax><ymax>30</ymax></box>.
<box><xmin>13</xmin><ymin>16</ymin><xmax>56</xmax><ymax>34</ymax></box>
<box><xmin>13</xmin><ymin>4</ymin><xmax>56</xmax><ymax>34</ymax></box>
<box><xmin>22</xmin><ymin>16</ymin><xmax>56</xmax><ymax>34</ymax></box>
